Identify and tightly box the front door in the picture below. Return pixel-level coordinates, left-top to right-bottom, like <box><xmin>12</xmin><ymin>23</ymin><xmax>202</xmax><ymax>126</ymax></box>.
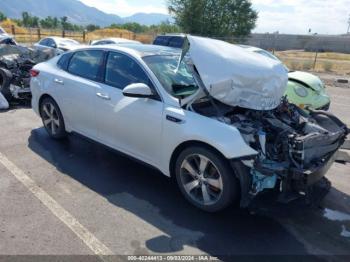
<box><xmin>94</xmin><ymin>51</ymin><xmax>163</xmax><ymax>165</ymax></box>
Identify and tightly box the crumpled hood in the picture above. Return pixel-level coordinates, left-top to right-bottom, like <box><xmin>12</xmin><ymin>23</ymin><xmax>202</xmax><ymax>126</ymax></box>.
<box><xmin>187</xmin><ymin>36</ymin><xmax>288</xmax><ymax>110</ymax></box>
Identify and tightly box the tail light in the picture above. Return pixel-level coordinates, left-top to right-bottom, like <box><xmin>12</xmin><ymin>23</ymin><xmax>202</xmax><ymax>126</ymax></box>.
<box><xmin>30</xmin><ymin>69</ymin><xmax>40</xmax><ymax>77</ymax></box>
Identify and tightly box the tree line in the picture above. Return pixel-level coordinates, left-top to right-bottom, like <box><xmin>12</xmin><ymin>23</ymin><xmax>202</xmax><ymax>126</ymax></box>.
<box><xmin>168</xmin><ymin>0</ymin><xmax>257</xmax><ymax>37</ymax></box>
<box><xmin>0</xmin><ymin>0</ymin><xmax>257</xmax><ymax>37</ymax></box>
<box><xmin>0</xmin><ymin>11</ymin><xmax>180</xmax><ymax>34</ymax></box>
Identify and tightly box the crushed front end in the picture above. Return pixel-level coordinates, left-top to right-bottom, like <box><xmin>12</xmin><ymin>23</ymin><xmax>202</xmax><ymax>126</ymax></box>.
<box><xmin>181</xmin><ymin>35</ymin><xmax>348</xmax><ymax>207</ymax></box>
<box><xmin>228</xmin><ymin>99</ymin><xmax>349</xmax><ymax>206</ymax></box>
<box><xmin>0</xmin><ymin>45</ymin><xmax>55</xmax><ymax>102</ymax></box>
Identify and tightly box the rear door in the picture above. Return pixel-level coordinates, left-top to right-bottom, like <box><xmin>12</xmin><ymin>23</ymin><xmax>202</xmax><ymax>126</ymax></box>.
<box><xmin>56</xmin><ymin>50</ymin><xmax>104</xmax><ymax>139</ymax></box>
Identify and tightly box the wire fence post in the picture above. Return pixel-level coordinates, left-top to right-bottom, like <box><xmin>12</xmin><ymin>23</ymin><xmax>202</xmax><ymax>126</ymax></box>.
<box><xmin>29</xmin><ymin>28</ymin><xmax>33</xmax><ymax>44</ymax></box>
<box><xmin>11</xmin><ymin>25</ymin><xmax>16</xmax><ymax>36</ymax></box>
<box><xmin>37</xmin><ymin>28</ymin><xmax>41</xmax><ymax>41</ymax></box>
<box><xmin>313</xmin><ymin>51</ymin><xmax>318</xmax><ymax>70</ymax></box>
<box><xmin>83</xmin><ymin>30</ymin><xmax>86</xmax><ymax>43</ymax></box>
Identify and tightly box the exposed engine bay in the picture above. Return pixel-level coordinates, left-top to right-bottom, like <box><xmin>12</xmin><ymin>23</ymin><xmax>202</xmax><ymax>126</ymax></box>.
<box><xmin>191</xmin><ymin>97</ymin><xmax>349</xmax><ymax>206</ymax></box>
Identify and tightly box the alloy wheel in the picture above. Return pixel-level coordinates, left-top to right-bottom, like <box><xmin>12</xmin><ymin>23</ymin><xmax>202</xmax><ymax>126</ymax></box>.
<box><xmin>42</xmin><ymin>102</ymin><xmax>60</xmax><ymax>135</ymax></box>
<box><xmin>180</xmin><ymin>154</ymin><xmax>223</xmax><ymax>206</ymax></box>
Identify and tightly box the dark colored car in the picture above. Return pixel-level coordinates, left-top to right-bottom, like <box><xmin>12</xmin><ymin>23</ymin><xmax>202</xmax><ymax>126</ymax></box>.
<box><xmin>153</xmin><ymin>34</ymin><xmax>185</xmax><ymax>48</ymax></box>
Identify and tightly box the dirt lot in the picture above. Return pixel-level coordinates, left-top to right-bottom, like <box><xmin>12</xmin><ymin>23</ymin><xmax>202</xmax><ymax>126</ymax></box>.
<box><xmin>276</xmin><ymin>51</ymin><xmax>350</xmax><ymax>75</ymax></box>
<box><xmin>0</xmin><ymin>77</ymin><xmax>349</xmax><ymax>260</ymax></box>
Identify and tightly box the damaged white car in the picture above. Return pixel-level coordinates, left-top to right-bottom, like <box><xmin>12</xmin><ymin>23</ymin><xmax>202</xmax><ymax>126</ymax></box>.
<box><xmin>0</xmin><ymin>45</ymin><xmax>55</xmax><ymax>104</ymax></box>
<box><xmin>31</xmin><ymin>36</ymin><xmax>349</xmax><ymax>212</ymax></box>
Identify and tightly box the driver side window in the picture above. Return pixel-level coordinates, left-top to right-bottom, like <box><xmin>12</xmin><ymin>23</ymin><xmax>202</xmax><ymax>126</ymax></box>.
<box><xmin>105</xmin><ymin>52</ymin><xmax>153</xmax><ymax>90</ymax></box>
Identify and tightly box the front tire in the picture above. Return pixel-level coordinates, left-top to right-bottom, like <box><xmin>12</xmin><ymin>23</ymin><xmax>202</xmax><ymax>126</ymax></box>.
<box><xmin>175</xmin><ymin>146</ymin><xmax>240</xmax><ymax>212</ymax></box>
<box><xmin>40</xmin><ymin>97</ymin><xmax>67</xmax><ymax>139</ymax></box>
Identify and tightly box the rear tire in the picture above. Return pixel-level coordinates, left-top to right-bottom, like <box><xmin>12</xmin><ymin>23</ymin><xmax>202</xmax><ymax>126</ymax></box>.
<box><xmin>40</xmin><ymin>97</ymin><xmax>67</xmax><ymax>139</ymax></box>
<box><xmin>175</xmin><ymin>146</ymin><xmax>240</xmax><ymax>212</ymax></box>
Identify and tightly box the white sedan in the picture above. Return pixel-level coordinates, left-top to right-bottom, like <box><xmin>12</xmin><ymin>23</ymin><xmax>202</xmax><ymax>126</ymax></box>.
<box><xmin>30</xmin><ymin>36</ymin><xmax>348</xmax><ymax>212</ymax></box>
<box><xmin>90</xmin><ymin>37</ymin><xmax>141</xmax><ymax>46</ymax></box>
<box><xmin>34</xmin><ymin>37</ymin><xmax>81</xmax><ymax>54</ymax></box>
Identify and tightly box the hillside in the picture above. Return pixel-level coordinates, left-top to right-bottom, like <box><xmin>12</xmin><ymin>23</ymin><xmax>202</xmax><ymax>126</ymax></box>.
<box><xmin>0</xmin><ymin>0</ymin><xmax>171</xmax><ymax>26</ymax></box>
<box><xmin>123</xmin><ymin>13</ymin><xmax>172</xmax><ymax>26</ymax></box>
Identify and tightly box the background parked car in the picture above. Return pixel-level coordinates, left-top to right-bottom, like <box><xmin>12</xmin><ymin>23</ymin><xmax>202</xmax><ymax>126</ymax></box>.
<box><xmin>153</xmin><ymin>34</ymin><xmax>186</xmax><ymax>48</ymax></box>
<box><xmin>240</xmin><ymin>45</ymin><xmax>331</xmax><ymax>110</ymax></box>
<box><xmin>34</xmin><ymin>37</ymin><xmax>81</xmax><ymax>55</ymax></box>
<box><xmin>90</xmin><ymin>38</ymin><xmax>141</xmax><ymax>46</ymax></box>
<box><xmin>0</xmin><ymin>45</ymin><xmax>55</xmax><ymax>104</ymax></box>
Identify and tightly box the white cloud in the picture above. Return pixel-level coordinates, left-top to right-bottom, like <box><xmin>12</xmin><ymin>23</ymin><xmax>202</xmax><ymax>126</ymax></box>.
<box><xmin>79</xmin><ymin>0</ymin><xmax>349</xmax><ymax>34</ymax></box>
<box><xmin>80</xmin><ymin>0</ymin><xmax>168</xmax><ymax>17</ymax></box>
<box><xmin>251</xmin><ymin>0</ymin><xmax>350</xmax><ymax>34</ymax></box>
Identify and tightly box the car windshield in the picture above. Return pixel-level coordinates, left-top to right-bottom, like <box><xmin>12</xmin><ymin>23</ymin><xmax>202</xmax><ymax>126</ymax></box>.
<box><xmin>143</xmin><ymin>55</ymin><xmax>199</xmax><ymax>98</ymax></box>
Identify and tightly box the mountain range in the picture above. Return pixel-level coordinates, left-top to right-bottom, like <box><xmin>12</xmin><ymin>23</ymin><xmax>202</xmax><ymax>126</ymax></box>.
<box><xmin>0</xmin><ymin>0</ymin><xmax>172</xmax><ymax>26</ymax></box>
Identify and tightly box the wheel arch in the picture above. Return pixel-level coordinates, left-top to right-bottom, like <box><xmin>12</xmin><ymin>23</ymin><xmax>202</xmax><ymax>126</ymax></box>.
<box><xmin>38</xmin><ymin>94</ymin><xmax>55</xmax><ymax>116</ymax></box>
<box><xmin>169</xmin><ymin>140</ymin><xmax>230</xmax><ymax>179</ymax></box>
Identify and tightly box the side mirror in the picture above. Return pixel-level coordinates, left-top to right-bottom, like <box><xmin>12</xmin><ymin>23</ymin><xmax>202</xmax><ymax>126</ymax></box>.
<box><xmin>123</xmin><ymin>83</ymin><xmax>156</xmax><ymax>99</ymax></box>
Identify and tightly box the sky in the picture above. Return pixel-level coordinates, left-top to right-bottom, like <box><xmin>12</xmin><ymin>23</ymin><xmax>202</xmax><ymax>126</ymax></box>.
<box><xmin>79</xmin><ymin>0</ymin><xmax>350</xmax><ymax>35</ymax></box>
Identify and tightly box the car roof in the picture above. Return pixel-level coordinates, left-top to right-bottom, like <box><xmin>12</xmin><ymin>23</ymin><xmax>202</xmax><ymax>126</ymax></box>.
<box><xmin>76</xmin><ymin>44</ymin><xmax>181</xmax><ymax>57</ymax></box>
<box><xmin>96</xmin><ymin>38</ymin><xmax>140</xmax><ymax>43</ymax></box>
<box><xmin>42</xmin><ymin>37</ymin><xmax>78</xmax><ymax>43</ymax></box>
<box><xmin>156</xmin><ymin>34</ymin><xmax>186</xmax><ymax>37</ymax></box>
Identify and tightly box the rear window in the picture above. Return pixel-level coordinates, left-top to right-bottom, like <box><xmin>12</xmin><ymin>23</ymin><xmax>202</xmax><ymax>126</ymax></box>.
<box><xmin>67</xmin><ymin>50</ymin><xmax>104</xmax><ymax>81</ymax></box>
<box><xmin>57</xmin><ymin>53</ymin><xmax>73</xmax><ymax>70</ymax></box>
<box><xmin>168</xmin><ymin>37</ymin><xmax>184</xmax><ymax>48</ymax></box>
<box><xmin>153</xmin><ymin>36</ymin><xmax>170</xmax><ymax>46</ymax></box>
<box><xmin>153</xmin><ymin>36</ymin><xmax>184</xmax><ymax>48</ymax></box>
<box><xmin>39</xmin><ymin>39</ymin><xmax>49</xmax><ymax>46</ymax></box>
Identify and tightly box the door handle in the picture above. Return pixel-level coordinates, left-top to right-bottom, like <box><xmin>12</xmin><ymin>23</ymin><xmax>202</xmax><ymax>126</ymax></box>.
<box><xmin>54</xmin><ymin>78</ymin><xmax>64</xmax><ymax>85</ymax></box>
<box><xmin>96</xmin><ymin>92</ymin><xmax>111</xmax><ymax>100</ymax></box>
